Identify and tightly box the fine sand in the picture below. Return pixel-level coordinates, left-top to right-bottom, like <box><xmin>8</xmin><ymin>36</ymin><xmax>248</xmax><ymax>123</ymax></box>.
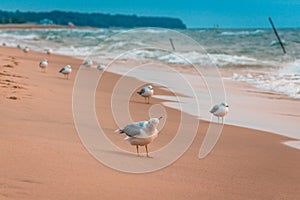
<box><xmin>1</xmin><ymin>46</ymin><xmax>300</xmax><ymax>199</ymax></box>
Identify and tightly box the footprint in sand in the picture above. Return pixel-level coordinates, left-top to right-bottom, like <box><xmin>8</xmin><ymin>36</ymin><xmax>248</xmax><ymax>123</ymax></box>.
<box><xmin>7</xmin><ymin>96</ymin><xmax>18</xmax><ymax>100</ymax></box>
<box><xmin>3</xmin><ymin>64</ymin><xmax>14</xmax><ymax>68</ymax></box>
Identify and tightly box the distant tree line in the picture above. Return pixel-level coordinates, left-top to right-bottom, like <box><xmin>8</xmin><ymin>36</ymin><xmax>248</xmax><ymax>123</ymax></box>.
<box><xmin>0</xmin><ymin>10</ymin><xmax>187</xmax><ymax>29</ymax></box>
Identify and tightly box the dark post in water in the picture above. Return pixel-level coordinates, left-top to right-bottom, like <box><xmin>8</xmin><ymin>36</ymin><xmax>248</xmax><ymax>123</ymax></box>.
<box><xmin>169</xmin><ymin>38</ymin><xmax>176</xmax><ymax>51</ymax></box>
<box><xmin>268</xmin><ymin>17</ymin><xmax>286</xmax><ymax>54</ymax></box>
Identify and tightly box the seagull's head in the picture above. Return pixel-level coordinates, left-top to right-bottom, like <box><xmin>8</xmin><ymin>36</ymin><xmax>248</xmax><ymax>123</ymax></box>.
<box><xmin>147</xmin><ymin>85</ymin><xmax>153</xmax><ymax>90</ymax></box>
<box><xmin>221</xmin><ymin>102</ymin><xmax>229</xmax><ymax>107</ymax></box>
<box><xmin>148</xmin><ymin>117</ymin><xmax>160</xmax><ymax>127</ymax></box>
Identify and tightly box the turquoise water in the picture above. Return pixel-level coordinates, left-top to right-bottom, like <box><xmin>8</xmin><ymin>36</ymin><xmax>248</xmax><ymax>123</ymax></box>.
<box><xmin>0</xmin><ymin>27</ymin><xmax>299</xmax><ymax>98</ymax></box>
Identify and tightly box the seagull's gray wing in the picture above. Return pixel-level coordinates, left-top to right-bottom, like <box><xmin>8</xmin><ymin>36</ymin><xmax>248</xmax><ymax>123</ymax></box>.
<box><xmin>137</xmin><ymin>87</ymin><xmax>146</xmax><ymax>95</ymax></box>
<box><xmin>133</xmin><ymin>121</ymin><xmax>147</xmax><ymax>127</ymax></box>
<box><xmin>210</xmin><ymin>105</ymin><xmax>219</xmax><ymax>113</ymax></box>
<box><xmin>59</xmin><ymin>67</ymin><xmax>65</xmax><ymax>73</ymax></box>
<box><xmin>122</xmin><ymin>123</ymin><xmax>144</xmax><ymax>137</ymax></box>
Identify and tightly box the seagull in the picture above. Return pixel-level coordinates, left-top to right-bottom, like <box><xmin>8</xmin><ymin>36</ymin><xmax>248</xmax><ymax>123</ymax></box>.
<box><xmin>59</xmin><ymin>65</ymin><xmax>72</xmax><ymax>79</ymax></box>
<box><xmin>81</xmin><ymin>60</ymin><xmax>93</xmax><ymax>68</ymax></box>
<box><xmin>45</xmin><ymin>48</ymin><xmax>53</xmax><ymax>55</ymax></box>
<box><xmin>23</xmin><ymin>46</ymin><xmax>29</xmax><ymax>53</ymax></box>
<box><xmin>97</xmin><ymin>64</ymin><xmax>105</xmax><ymax>71</ymax></box>
<box><xmin>137</xmin><ymin>85</ymin><xmax>154</xmax><ymax>104</ymax></box>
<box><xmin>39</xmin><ymin>59</ymin><xmax>48</xmax><ymax>72</ymax></box>
<box><xmin>115</xmin><ymin>117</ymin><xmax>162</xmax><ymax>157</ymax></box>
<box><xmin>210</xmin><ymin>102</ymin><xmax>229</xmax><ymax>123</ymax></box>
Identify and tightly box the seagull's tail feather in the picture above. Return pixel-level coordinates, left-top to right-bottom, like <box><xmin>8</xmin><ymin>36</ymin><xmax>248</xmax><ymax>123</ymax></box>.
<box><xmin>124</xmin><ymin>136</ymin><xmax>130</xmax><ymax>140</ymax></box>
<box><xmin>114</xmin><ymin>129</ymin><xmax>124</xmax><ymax>134</ymax></box>
<box><xmin>137</xmin><ymin>91</ymin><xmax>142</xmax><ymax>95</ymax></box>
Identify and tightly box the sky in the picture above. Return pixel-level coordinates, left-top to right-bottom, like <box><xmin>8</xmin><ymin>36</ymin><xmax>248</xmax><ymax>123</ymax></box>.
<box><xmin>1</xmin><ymin>0</ymin><xmax>300</xmax><ymax>28</ymax></box>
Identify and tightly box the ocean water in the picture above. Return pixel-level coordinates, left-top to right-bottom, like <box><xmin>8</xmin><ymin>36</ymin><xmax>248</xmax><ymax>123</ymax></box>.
<box><xmin>0</xmin><ymin>27</ymin><xmax>300</xmax><ymax>98</ymax></box>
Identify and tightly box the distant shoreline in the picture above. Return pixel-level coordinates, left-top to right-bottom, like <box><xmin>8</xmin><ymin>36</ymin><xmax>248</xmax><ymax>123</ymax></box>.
<box><xmin>0</xmin><ymin>23</ymin><xmax>96</xmax><ymax>30</ymax></box>
<box><xmin>0</xmin><ymin>10</ymin><xmax>187</xmax><ymax>29</ymax></box>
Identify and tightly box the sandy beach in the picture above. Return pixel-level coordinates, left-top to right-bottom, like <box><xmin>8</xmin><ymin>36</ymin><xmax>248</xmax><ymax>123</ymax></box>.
<box><xmin>1</xmin><ymin>46</ymin><xmax>300</xmax><ymax>199</ymax></box>
<box><xmin>0</xmin><ymin>24</ymin><xmax>67</xmax><ymax>30</ymax></box>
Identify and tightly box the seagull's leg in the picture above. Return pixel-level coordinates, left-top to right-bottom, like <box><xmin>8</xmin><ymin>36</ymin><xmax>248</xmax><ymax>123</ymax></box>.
<box><xmin>144</xmin><ymin>97</ymin><xmax>146</xmax><ymax>104</ymax></box>
<box><xmin>145</xmin><ymin>145</ymin><xmax>150</xmax><ymax>158</ymax></box>
<box><xmin>218</xmin><ymin>117</ymin><xmax>219</xmax><ymax>123</ymax></box>
<box><xmin>136</xmin><ymin>145</ymin><xmax>140</xmax><ymax>157</ymax></box>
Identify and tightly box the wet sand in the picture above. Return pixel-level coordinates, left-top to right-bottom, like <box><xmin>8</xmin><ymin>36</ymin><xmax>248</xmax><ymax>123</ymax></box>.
<box><xmin>1</xmin><ymin>46</ymin><xmax>300</xmax><ymax>199</ymax></box>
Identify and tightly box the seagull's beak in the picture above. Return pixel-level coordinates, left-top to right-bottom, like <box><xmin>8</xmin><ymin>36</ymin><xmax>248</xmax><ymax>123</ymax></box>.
<box><xmin>158</xmin><ymin>116</ymin><xmax>163</xmax><ymax>120</ymax></box>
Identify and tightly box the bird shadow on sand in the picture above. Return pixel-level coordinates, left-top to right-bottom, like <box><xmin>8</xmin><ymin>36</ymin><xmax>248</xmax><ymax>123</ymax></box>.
<box><xmin>129</xmin><ymin>100</ymin><xmax>152</xmax><ymax>104</ymax></box>
<box><xmin>100</xmin><ymin>149</ymin><xmax>149</xmax><ymax>159</ymax></box>
<box><xmin>57</xmin><ymin>76</ymin><xmax>70</xmax><ymax>80</ymax></box>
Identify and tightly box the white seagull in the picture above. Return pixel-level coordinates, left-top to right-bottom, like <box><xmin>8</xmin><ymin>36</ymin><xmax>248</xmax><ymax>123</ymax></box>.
<box><xmin>59</xmin><ymin>65</ymin><xmax>72</xmax><ymax>79</ymax></box>
<box><xmin>39</xmin><ymin>59</ymin><xmax>48</xmax><ymax>72</ymax></box>
<box><xmin>137</xmin><ymin>85</ymin><xmax>154</xmax><ymax>104</ymax></box>
<box><xmin>97</xmin><ymin>64</ymin><xmax>105</xmax><ymax>71</ymax></box>
<box><xmin>23</xmin><ymin>46</ymin><xmax>30</xmax><ymax>53</ymax></box>
<box><xmin>115</xmin><ymin>117</ymin><xmax>162</xmax><ymax>157</ymax></box>
<box><xmin>81</xmin><ymin>60</ymin><xmax>93</xmax><ymax>68</ymax></box>
<box><xmin>45</xmin><ymin>48</ymin><xmax>53</xmax><ymax>55</ymax></box>
<box><xmin>210</xmin><ymin>102</ymin><xmax>229</xmax><ymax>123</ymax></box>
